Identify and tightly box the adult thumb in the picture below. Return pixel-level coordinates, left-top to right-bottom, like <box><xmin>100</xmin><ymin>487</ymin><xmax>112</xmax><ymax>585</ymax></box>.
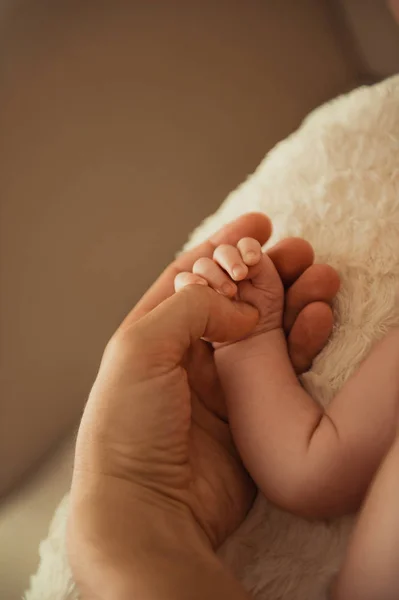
<box><xmin>124</xmin><ymin>284</ymin><xmax>259</xmax><ymax>370</ymax></box>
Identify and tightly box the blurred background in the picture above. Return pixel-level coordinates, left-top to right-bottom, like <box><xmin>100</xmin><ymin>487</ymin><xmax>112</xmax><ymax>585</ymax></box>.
<box><xmin>0</xmin><ymin>1</ymin><xmax>398</xmax><ymax>597</ymax></box>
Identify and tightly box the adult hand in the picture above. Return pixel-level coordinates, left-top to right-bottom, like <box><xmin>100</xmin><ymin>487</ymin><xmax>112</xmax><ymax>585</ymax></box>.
<box><xmin>68</xmin><ymin>213</ymin><xmax>339</xmax><ymax>598</ymax></box>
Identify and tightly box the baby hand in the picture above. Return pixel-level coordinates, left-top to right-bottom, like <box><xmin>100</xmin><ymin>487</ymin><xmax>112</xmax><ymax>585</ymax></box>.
<box><xmin>174</xmin><ymin>237</ymin><xmax>284</xmax><ymax>334</ymax></box>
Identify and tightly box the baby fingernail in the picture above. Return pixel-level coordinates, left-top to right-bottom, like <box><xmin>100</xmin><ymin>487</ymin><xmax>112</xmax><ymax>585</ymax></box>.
<box><xmin>232</xmin><ymin>265</ymin><xmax>246</xmax><ymax>279</ymax></box>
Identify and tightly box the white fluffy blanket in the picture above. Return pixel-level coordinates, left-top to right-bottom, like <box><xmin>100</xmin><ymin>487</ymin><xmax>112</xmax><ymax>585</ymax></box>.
<box><xmin>25</xmin><ymin>74</ymin><xmax>399</xmax><ymax>600</ymax></box>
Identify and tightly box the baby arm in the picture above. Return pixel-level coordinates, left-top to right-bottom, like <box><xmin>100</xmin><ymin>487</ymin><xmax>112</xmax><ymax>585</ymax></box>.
<box><xmin>217</xmin><ymin>325</ymin><xmax>399</xmax><ymax>518</ymax></box>
<box><xmin>175</xmin><ymin>238</ymin><xmax>399</xmax><ymax>518</ymax></box>
<box><xmin>333</xmin><ymin>433</ymin><xmax>399</xmax><ymax>600</ymax></box>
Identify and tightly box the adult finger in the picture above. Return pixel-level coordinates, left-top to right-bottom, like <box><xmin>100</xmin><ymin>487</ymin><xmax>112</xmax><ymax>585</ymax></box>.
<box><xmin>126</xmin><ymin>213</ymin><xmax>272</xmax><ymax>325</ymax></box>
<box><xmin>287</xmin><ymin>302</ymin><xmax>334</xmax><ymax>374</ymax></box>
<box><xmin>267</xmin><ymin>238</ymin><xmax>314</xmax><ymax>286</ymax></box>
<box><xmin>126</xmin><ymin>285</ymin><xmax>259</xmax><ymax>373</ymax></box>
<box><xmin>284</xmin><ymin>264</ymin><xmax>340</xmax><ymax>332</ymax></box>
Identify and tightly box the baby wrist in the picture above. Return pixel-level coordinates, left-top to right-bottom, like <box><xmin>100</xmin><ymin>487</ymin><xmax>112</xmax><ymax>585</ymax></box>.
<box><xmin>215</xmin><ymin>327</ymin><xmax>286</xmax><ymax>364</ymax></box>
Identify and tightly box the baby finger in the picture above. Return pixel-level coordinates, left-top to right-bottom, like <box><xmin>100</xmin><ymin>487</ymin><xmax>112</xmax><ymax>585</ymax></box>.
<box><xmin>193</xmin><ymin>257</ymin><xmax>237</xmax><ymax>297</ymax></box>
<box><xmin>174</xmin><ymin>272</ymin><xmax>209</xmax><ymax>292</ymax></box>
<box><xmin>237</xmin><ymin>237</ymin><xmax>262</xmax><ymax>266</ymax></box>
